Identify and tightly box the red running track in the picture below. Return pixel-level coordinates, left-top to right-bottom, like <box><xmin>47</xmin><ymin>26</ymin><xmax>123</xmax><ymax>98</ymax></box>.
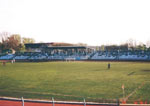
<box><xmin>0</xmin><ymin>100</ymin><xmax>114</xmax><ymax>106</ymax></box>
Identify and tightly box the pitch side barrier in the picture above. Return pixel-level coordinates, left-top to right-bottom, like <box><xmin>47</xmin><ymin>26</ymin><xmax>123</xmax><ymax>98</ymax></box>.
<box><xmin>86</xmin><ymin>59</ymin><xmax>150</xmax><ymax>62</ymax></box>
<box><xmin>1</xmin><ymin>59</ymin><xmax>150</xmax><ymax>62</ymax></box>
<box><xmin>0</xmin><ymin>97</ymin><xmax>119</xmax><ymax>106</ymax></box>
<box><xmin>1</xmin><ymin>98</ymin><xmax>150</xmax><ymax>106</ymax></box>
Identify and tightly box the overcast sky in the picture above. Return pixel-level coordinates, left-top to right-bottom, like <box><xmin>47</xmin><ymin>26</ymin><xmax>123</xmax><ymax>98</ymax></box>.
<box><xmin>0</xmin><ymin>0</ymin><xmax>150</xmax><ymax>46</ymax></box>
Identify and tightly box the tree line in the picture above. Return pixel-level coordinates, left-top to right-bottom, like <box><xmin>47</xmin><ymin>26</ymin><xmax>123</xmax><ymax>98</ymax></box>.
<box><xmin>0</xmin><ymin>32</ymin><xmax>150</xmax><ymax>53</ymax></box>
<box><xmin>100</xmin><ymin>39</ymin><xmax>150</xmax><ymax>51</ymax></box>
<box><xmin>0</xmin><ymin>32</ymin><xmax>35</xmax><ymax>53</ymax></box>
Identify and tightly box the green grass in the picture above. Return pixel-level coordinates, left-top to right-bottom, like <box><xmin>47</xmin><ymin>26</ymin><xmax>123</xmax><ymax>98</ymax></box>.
<box><xmin>0</xmin><ymin>61</ymin><xmax>150</xmax><ymax>102</ymax></box>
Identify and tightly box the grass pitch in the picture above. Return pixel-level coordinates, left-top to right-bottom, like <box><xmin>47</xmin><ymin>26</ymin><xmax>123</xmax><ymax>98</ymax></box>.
<box><xmin>0</xmin><ymin>61</ymin><xmax>150</xmax><ymax>102</ymax></box>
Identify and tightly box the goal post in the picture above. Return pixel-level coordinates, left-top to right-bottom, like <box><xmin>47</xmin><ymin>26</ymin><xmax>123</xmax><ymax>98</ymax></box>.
<box><xmin>65</xmin><ymin>57</ymin><xmax>76</xmax><ymax>61</ymax></box>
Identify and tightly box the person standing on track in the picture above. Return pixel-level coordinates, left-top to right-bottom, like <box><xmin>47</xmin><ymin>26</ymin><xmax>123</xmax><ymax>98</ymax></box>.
<box><xmin>2</xmin><ymin>61</ymin><xmax>6</xmax><ymax>66</ymax></box>
<box><xmin>108</xmin><ymin>63</ymin><xmax>110</xmax><ymax>69</ymax></box>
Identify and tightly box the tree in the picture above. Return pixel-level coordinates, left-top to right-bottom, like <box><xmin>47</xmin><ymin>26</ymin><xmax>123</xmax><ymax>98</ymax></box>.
<box><xmin>0</xmin><ymin>42</ymin><xmax>2</xmax><ymax>53</ymax></box>
<box><xmin>136</xmin><ymin>43</ymin><xmax>147</xmax><ymax>51</ymax></box>
<box><xmin>0</xmin><ymin>32</ymin><xmax>36</xmax><ymax>53</ymax></box>
<box><xmin>7</xmin><ymin>34</ymin><xmax>22</xmax><ymax>51</ymax></box>
<box><xmin>0</xmin><ymin>34</ymin><xmax>22</xmax><ymax>53</ymax></box>
<box><xmin>23</xmin><ymin>37</ymin><xmax>35</xmax><ymax>44</ymax></box>
<box><xmin>18</xmin><ymin>43</ymin><xmax>26</xmax><ymax>52</ymax></box>
<box><xmin>146</xmin><ymin>40</ymin><xmax>150</xmax><ymax>48</ymax></box>
<box><xmin>147</xmin><ymin>47</ymin><xmax>150</xmax><ymax>51</ymax></box>
<box><xmin>100</xmin><ymin>45</ymin><xmax>105</xmax><ymax>51</ymax></box>
<box><xmin>0</xmin><ymin>32</ymin><xmax>10</xmax><ymax>53</ymax></box>
<box><xmin>126</xmin><ymin>39</ymin><xmax>137</xmax><ymax>50</ymax></box>
<box><xmin>76</xmin><ymin>43</ymin><xmax>87</xmax><ymax>46</ymax></box>
<box><xmin>0</xmin><ymin>32</ymin><xmax>9</xmax><ymax>43</ymax></box>
<box><xmin>52</xmin><ymin>42</ymin><xmax>74</xmax><ymax>46</ymax></box>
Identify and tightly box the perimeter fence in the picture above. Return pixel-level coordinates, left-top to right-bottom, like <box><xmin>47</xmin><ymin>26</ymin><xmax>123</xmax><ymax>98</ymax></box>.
<box><xmin>0</xmin><ymin>97</ymin><xmax>119</xmax><ymax>106</ymax></box>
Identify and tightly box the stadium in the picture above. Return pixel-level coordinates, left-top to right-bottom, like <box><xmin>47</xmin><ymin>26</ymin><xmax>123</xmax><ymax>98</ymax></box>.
<box><xmin>0</xmin><ymin>42</ymin><xmax>150</xmax><ymax>61</ymax></box>
<box><xmin>1</xmin><ymin>0</ymin><xmax>150</xmax><ymax>106</ymax></box>
<box><xmin>0</xmin><ymin>42</ymin><xmax>150</xmax><ymax>106</ymax></box>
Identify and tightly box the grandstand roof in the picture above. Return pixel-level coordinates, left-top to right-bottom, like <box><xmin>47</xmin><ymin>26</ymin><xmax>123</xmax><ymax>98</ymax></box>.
<box><xmin>25</xmin><ymin>43</ymin><xmax>90</xmax><ymax>49</ymax></box>
<box><xmin>45</xmin><ymin>46</ymin><xmax>87</xmax><ymax>49</ymax></box>
<box><xmin>25</xmin><ymin>43</ymin><xmax>53</xmax><ymax>48</ymax></box>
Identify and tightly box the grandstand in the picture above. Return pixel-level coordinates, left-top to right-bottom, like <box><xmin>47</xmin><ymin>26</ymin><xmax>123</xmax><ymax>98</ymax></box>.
<box><xmin>45</xmin><ymin>46</ymin><xmax>93</xmax><ymax>60</ymax></box>
<box><xmin>91</xmin><ymin>50</ymin><xmax>150</xmax><ymax>61</ymax></box>
<box><xmin>0</xmin><ymin>51</ymin><xmax>150</xmax><ymax>61</ymax></box>
<box><xmin>0</xmin><ymin>54</ymin><xmax>15</xmax><ymax>60</ymax></box>
<box><xmin>0</xmin><ymin>43</ymin><xmax>150</xmax><ymax>61</ymax></box>
<box><xmin>0</xmin><ymin>43</ymin><xmax>94</xmax><ymax>61</ymax></box>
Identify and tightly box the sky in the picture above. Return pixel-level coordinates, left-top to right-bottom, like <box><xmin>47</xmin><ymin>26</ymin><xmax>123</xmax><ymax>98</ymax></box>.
<box><xmin>0</xmin><ymin>0</ymin><xmax>150</xmax><ymax>46</ymax></box>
